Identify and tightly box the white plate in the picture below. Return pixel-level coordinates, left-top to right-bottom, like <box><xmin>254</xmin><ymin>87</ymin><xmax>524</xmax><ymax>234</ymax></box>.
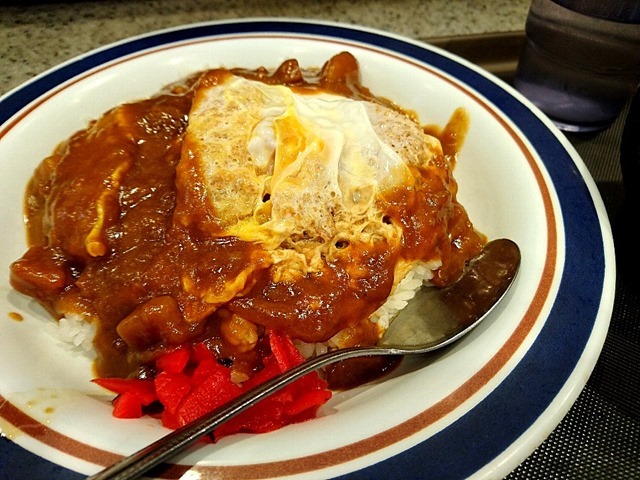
<box><xmin>0</xmin><ymin>19</ymin><xmax>615</xmax><ymax>480</ymax></box>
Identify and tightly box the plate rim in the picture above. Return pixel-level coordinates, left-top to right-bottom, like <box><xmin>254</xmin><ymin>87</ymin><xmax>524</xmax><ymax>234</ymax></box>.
<box><xmin>0</xmin><ymin>17</ymin><xmax>615</xmax><ymax>480</ymax></box>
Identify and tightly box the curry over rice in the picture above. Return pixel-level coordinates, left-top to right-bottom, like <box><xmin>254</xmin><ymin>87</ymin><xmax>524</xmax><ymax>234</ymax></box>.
<box><xmin>10</xmin><ymin>52</ymin><xmax>485</xmax><ymax>389</ymax></box>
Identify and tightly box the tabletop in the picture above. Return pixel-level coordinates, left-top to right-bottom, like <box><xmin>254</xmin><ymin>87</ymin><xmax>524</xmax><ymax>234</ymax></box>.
<box><xmin>1</xmin><ymin>1</ymin><xmax>638</xmax><ymax>479</ymax></box>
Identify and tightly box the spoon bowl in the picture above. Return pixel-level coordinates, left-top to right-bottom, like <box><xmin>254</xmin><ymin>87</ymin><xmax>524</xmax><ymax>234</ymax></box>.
<box><xmin>88</xmin><ymin>238</ymin><xmax>520</xmax><ymax>480</ymax></box>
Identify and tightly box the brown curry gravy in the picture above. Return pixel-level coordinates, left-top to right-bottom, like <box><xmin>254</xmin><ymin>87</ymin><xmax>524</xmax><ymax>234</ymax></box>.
<box><xmin>10</xmin><ymin>52</ymin><xmax>485</xmax><ymax>386</ymax></box>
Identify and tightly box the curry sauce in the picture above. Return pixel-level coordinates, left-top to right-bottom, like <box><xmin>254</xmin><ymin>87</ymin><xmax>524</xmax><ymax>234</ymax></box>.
<box><xmin>10</xmin><ymin>53</ymin><xmax>485</xmax><ymax>384</ymax></box>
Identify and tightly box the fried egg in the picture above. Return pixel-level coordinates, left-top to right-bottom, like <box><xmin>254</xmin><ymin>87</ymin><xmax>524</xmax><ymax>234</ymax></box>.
<box><xmin>176</xmin><ymin>70</ymin><xmax>444</xmax><ymax>280</ymax></box>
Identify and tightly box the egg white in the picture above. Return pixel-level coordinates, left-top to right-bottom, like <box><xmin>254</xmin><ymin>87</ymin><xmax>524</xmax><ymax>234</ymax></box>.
<box><xmin>179</xmin><ymin>74</ymin><xmax>443</xmax><ymax>278</ymax></box>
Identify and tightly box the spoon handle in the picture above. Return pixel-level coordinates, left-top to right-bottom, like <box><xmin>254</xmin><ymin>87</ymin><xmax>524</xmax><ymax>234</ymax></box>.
<box><xmin>87</xmin><ymin>238</ymin><xmax>519</xmax><ymax>480</ymax></box>
<box><xmin>87</xmin><ymin>346</ymin><xmax>385</xmax><ymax>480</ymax></box>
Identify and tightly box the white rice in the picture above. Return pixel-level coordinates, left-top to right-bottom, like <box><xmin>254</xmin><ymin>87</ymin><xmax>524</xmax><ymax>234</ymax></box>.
<box><xmin>50</xmin><ymin>260</ymin><xmax>440</xmax><ymax>360</ymax></box>
<box><xmin>298</xmin><ymin>258</ymin><xmax>441</xmax><ymax>355</ymax></box>
<box><xmin>368</xmin><ymin>259</ymin><xmax>441</xmax><ymax>331</ymax></box>
<box><xmin>46</xmin><ymin>313</ymin><xmax>96</xmax><ymax>357</ymax></box>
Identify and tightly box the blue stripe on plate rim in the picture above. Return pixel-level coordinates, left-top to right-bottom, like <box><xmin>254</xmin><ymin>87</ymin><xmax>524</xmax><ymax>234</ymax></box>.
<box><xmin>0</xmin><ymin>19</ymin><xmax>613</xmax><ymax>480</ymax></box>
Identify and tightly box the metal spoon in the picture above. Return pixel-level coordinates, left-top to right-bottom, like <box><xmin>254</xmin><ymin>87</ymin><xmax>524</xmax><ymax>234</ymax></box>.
<box><xmin>88</xmin><ymin>238</ymin><xmax>520</xmax><ymax>480</ymax></box>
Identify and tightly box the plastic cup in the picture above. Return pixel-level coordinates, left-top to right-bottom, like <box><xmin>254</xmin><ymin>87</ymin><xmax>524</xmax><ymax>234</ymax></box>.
<box><xmin>514</xmin><ymin>0</ymin><xmax>640</xmax><ymax>132</ymax></box>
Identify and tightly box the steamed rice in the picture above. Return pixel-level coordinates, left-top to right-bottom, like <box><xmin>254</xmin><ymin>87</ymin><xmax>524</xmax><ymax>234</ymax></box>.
<box><xmin>46</xmin><ymin>314</ymin><xmax>96</xmax><ymax>356</ymax></box>
<box><xmin>50</xmin><ymin>259</ymin><xmax>440</xmax><ymax>360</ymax></box>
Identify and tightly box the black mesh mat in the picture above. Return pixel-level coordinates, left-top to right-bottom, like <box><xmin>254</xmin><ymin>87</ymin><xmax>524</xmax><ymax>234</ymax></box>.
<box><xmin>506</xmin><ymin>91</ymin><xmax>640</xmax><ymax>479</ymax></box>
